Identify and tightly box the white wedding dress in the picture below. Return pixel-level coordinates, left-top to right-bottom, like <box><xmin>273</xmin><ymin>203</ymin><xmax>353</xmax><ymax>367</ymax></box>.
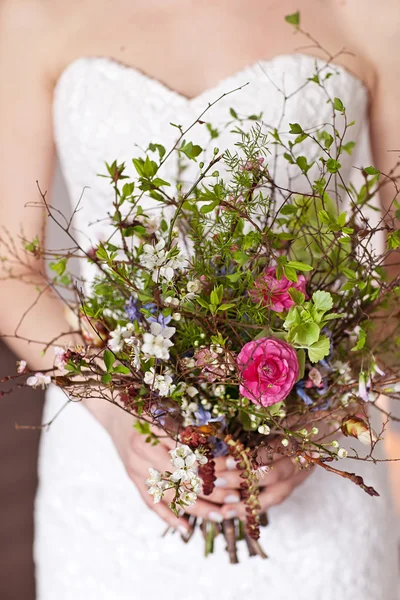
<box><xmin>35</xmin><ymin>54</ymin><xmax>399</xmax><ymax>599</ymax></box>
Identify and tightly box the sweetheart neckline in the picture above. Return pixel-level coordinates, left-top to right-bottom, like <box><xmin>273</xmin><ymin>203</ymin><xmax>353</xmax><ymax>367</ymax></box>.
<box><xmin>53</xmin><ymin>52</ymin><xmax>369</xmax><ymax>106</ymax></box>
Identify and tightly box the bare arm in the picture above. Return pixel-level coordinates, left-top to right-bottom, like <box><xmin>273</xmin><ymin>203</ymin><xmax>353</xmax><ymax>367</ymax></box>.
<box><xmin>0</xmin><ymin>1</ymin><xmax>113</xmax><ymax>427</ymax></box>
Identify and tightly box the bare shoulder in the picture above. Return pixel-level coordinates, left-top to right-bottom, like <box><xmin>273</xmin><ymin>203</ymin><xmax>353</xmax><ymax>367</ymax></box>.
<box><xmin>0</xmin><ymin>0</ymin><xmax>80</xmax><ymax>83</ymax></box>
<box><xmin>0</xmin><ymin>0</ymin><xmax>52</xmax><ymax>41</ymax></box>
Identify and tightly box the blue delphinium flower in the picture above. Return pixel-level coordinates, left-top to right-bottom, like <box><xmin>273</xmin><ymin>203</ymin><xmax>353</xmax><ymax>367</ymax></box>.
<box><xmin>125</xmin><ymin>297</ymin><xmax>141</xmax><ymax>322</ymax></box>
<box><xmin>295</xmin><ymin>380</ymin><xmax>314</xmax><ymax>406</ymax></box>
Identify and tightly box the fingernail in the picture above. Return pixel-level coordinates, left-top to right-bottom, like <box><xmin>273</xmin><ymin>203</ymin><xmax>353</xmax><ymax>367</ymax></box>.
<box><xmin>226</xmin><ymin>510</ymin><xmax>237</xmax><ymax>519</ymax></box>
<box><xmin>224</xmin><ymin>494</ymin><xmax>240</xmax><ymax>504</ymax></box>
<box><xmin>226</xmin><ymin>457</ymin><xmax>237</xmax><ymax>471</ymax></box>
<box><xmin>214</xmin><ymin>477</ymin><xmax>227</xmax><ymax>488</ymax></box>
<box><xmin>208</xmin><ymin>511</ymin><xmax>223</xmax><ymax>523</ymax></box>
<box><xmin>178</xmin><ymin>525</ymin><xmax>190</xmax><ymax>537</ymax></box>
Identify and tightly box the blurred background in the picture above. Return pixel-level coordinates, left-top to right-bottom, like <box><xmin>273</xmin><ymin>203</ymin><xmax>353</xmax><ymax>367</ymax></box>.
<box><xmin>0</xmin><ymin>164</ymin><xmax>399</xmax><ymax>600</ymax></box>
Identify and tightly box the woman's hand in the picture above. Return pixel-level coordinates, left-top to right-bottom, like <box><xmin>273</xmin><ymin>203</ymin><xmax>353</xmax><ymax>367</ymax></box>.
<box><xmin>214</xmin><ymin>453</ymin><xmax>312</xmax><ymax>521</ymax></box>
<box><xmin>105</xmin><ymin>406</ymin><xmax>314</xmax><ymax>531</ymax></box>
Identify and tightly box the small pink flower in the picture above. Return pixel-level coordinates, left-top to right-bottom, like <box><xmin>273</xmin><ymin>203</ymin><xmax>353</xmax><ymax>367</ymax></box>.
<box><xmin>305</xmin><ymin>367</ymin><xmax>323</xmax><ymax>389</ymax></box>
<box><xmin>237</xmin><ymin>337</ymin><xmax>299</xmax><ymax>407</ymax></box>
<box><xmin>250</xmin><ymin>266</ymin><xmax>307</xmax><ymax>313</ymax></box>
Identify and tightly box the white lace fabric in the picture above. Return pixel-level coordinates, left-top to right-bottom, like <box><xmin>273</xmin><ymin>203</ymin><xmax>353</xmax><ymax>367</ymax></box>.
<box><xmin>35</xmin><ymin>54</ymin><xmax>399</xmax><ymax>599</ymax></box>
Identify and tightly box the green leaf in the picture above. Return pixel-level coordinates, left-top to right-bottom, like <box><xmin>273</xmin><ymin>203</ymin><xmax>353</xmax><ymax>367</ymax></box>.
<box><xmin>296</xmin><ymin>349</ymin><xmax>306</xmax><ymax>381</ymax></box>
<box><xmin>122</xmin><ymin>182</ymin><xmax>135</xmax><ymax>196</ymax></box>
<box><xmin>308</xmin><ymin>336</ymin><xmax>331</xmax><ymax>363</ymax></box>
<box><xmin>285</xmin><ymin>11</ymin><xmax>300</xmax><ymax>25</ymax></box>
<box><xmin>200</xmin><ymin>201</ymin><xmax>219</xmax><ymax>214</ymax></box>
<box><xmin>113</xmin><ymin>365</ymin><xmax>131</xmax><ymax>374</ymax></box>
<box><xmin>132</xmin><ymin>158</ymin><xmax>145</xmax><ymax>177</ymax></box>
<box><xmin>151</xmin><ymin>178</ymin><xmax>170</xmax><ymax>188</ymax></box>
<box><xmin>280</xmin><ymin>204</ymin><xmax>298</xmax><ymax>215</ymax></box>
<box><xmin>293</xmin><ymin>322</ymin><xmax>320</xmax><ymax>346</ymax></box>
<box><xmin>226</xmin><ymin>272</ymin><xmax>242</xmax><ymax>283</ymax></box>
<box><xmin>326</xmin><ymin>159</ymin><xmax>341</xmax><ymax>173</ymax></box>
<box><xmin>229</xmin><ymin>107</ymin><xmax>239</xmax><ymax>119</ymax></box>
<box><xmin>180</xmin><ymin>140</ymin><xmax>203</xmax><ymax>161</ymax></box>
<box><xmin>282</xmin><ymin>265</ymin><xmax>298</xmax><ymax>282</ymax></box>
<box><xmin>342</xmin><ymin>141</ymin><xmax>355</xmax><ymax>155</ymax></box>
<box><xmin>288</xmin><ymin>288</ymin><xmax>305</xmax><ymax>305</ymax></box>
<box><xmin>364</xmin><ymin>166</ymin><xmax>380</xmax><ymax>176</ymax></box>
<box><xmin>196</xmin><ymin>297</ymin><xmax>209</xmax><ymax>310</ymax></box>
<box><xmin>286</xmin><ymin>260</ymin><xmax>313</xmax><ymax>272</ymax></box>
<box><xmin>283</xmin><ymin>152</ymin><xmax>295</xmax><ymax>164</ymax></box>
<box><xmin>341</xmin><ymin>267</ymin><xmax>357</xmax><ymax>279</ymax></box>
<box><xmin>312</xmin><ymin>290</ymin><xmax>333</xmax><ymax>312</ymax></box>
<box><xmin>289</xmin><ymin>123</ymin><xmax>304</xmax><ymax>134</ymax></box>
<box><xmin>133</xmin><ymin>421</ymin><xmax>152</xmax><ymax>435</ymax></box>
<box><xmin>266</xmin><ymin>401</ymin><xmax>284</xmax><ymax>417</ymax></box>
<box><xmin>333</xmin><ymin>97</ymin><xmax>345</xmax><ymax>112</ymax></box>
<box><xmin>387</xmin><ymin>231</ymin><xmax>400</xmax><ymax>250</ymax></box>
<box><xmin>294</xmin><ymin>133</ymin><xmax>308</xmax><ymax>144</ymax></box>
<box><xmin>351</xmin><ymin>328</ymin><xmax>366</xmax><ymax>352</ymax></box>
<box><xmin>296</xmin><ymin>155</ymin><xmax>313</xmax><ymax>173</ymax></box>
<box><xmin>148</xmin><ymin>143</ymin><xmax>166</xmax><ymax>161</ymax></box>
<box><xmin>104</xmin><ymin>349</ymin><xmax>115</xmax><ymax>372</ymax></box>
<box><xmin>233</xmin><ymin>251</ymin><xmax>249</xmax><ymax>266</ymax></box>
<box><xmin>101</xmin><ymin>373</ymin><xmax>113</xmax><ymax>384</ymax></box>
<box><xmin>49</xmin><ymin>258</ymin><xmax>67</xmax><ymax>277</ymax></box>
<box><xmin>322</xmin><ymin>313</ymin><xmax>343</xmax><ymax>321</ymax></box>
<box><xmin>283</xmin><ymin>306</ymin><xmax>302</xmax><ymax>330</ymax></box>
<box><xmin>218</xmin><ymin>303</ymin><xmax>235</xmax><ymax>311</ymax></box>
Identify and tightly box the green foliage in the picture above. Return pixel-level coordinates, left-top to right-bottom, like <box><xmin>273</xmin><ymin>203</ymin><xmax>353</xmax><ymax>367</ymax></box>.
<box><xmin>284</xmin><ymin>291</ymin><xmax>337</xmax><ymax>362</ymax></box>
<box><xmin>285</xmin><ymin>12</ymin><xmax>300</xmax><ymax>26</ymax></box>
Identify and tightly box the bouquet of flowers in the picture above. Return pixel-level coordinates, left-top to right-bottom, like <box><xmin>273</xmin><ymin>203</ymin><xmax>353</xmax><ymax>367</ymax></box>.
<box><xmin>3</xmin><ymin>44</ymin><xmax>400</xmax><ymax>563</ymax></box>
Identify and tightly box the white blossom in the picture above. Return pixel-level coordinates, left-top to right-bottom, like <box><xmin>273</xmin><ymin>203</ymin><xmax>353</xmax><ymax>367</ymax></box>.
<box><xmin>157</xmin><ymin>265</ymin><xmax>174</xmax><ymax>282</ymax></box>
<box><xmin>144</xmin><ymin>368</ymin><xmax>175</xmax><ymax>397</ymax></box>
<box><xmin>146</xmin><ymin>468</ymin><xmax>168</xmax><ymax>504</ymax></box>
<box><xmin>140</xmin><ymin>239</ymin><xmax>167</xmax><ymax>270</ymax></box>
<box><xmin>180</xmin><ymin>491</ymin><xmax>197</xmax><ymax>506</ymax></box>
<box><xmin>141</xmin><ymin>322</ymin><xmax>176</xmax><ymax>360</ymax></box>
<box><xmin>108</xmin><ymin>322</ymin><xmax>135</xmax><ymax>352</ymax></box>
<box><xmin>137</xmin><ymin>215</ymin><xmax>160</xmax><ymax>235</ymax></box>
<box><xmin>194</xmin><ymin>450</ymin><xmax>208</xmax><ymax>465</ymax></box>
<box><xmin>186</xmin><ymin>386</ymin><xmax>198</xmax><ymax>398</ymax></box>
<box><xmin>187</xmin><ymin>280</ymin><xmax>201</xmax><ymax>293</ymax></box>
<box><xmin>16</xmin><ymin>360</ymin><xmax>27</xmax><ymax>374</ymax></box>
<box><xmin>146</xmin><ymin>468</ymin><xmax>162</xmax><ymax>486</ymax></box>
<box><xmin>337</xmin><ymin>448</ymin><xmax>348</xmax><ymax>459</ymax></box>
<box><xmin>167</xmin><ymin>253</ymin><xmax>187</xmax><ymax>270</ymax></box>
<box><xmin>54</xmin><ymin>346</ymin><xmax>68</xmax><ymax>374</ymax></box>
<box><xmin>26</xmin><ymin>373</ymin><xmax>51</xmax><ymax>389</ymax></box>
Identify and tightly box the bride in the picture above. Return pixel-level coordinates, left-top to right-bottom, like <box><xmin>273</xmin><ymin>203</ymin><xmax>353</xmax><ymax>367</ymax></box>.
<box><xmin>0</xmin><ymin>0</ymin><xmax>399</xmax><ymax>598</ymax></box>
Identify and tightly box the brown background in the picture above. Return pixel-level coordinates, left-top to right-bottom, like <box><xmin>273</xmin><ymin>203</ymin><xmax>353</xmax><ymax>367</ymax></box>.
<box><xmin>0</xmin><ymin>341</ymin><xmax>43</xmax><ymax>600</ymax></box>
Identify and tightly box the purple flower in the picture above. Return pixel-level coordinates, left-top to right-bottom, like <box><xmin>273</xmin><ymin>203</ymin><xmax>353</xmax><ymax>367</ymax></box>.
<box><xmin>147</xmin><ymin>313</ymin><xmax>172</xmax><ymax>327</ymax></box>
<box><xmin>125</xmin><ymin>297</ymin><xmax>141</xmax><ymax>322</ymax></box>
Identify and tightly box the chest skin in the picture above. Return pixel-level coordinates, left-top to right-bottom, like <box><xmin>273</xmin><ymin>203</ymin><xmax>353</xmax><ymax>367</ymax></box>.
<box><xmin>53</xmin><ymin>0</ymin><xmax>373</xmax><ymax>99</ymax></box>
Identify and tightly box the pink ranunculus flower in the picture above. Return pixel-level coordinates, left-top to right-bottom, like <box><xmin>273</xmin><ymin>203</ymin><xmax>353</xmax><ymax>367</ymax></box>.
<box><xmin>237</xmin><ymin>337</ymin><xmax>299</xmax><ymax>407</ymax></box>
<box><xmin>250</xmin><ymin>266</ymin><xmax>307</xmax><ymax>313</ymax></box>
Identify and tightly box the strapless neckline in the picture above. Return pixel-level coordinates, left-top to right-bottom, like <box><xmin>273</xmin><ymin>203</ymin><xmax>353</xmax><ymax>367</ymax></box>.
<box><xmin>53</xmin><ymin>52</ymin><xmax>369</xmax><ymax>107</ymax></box>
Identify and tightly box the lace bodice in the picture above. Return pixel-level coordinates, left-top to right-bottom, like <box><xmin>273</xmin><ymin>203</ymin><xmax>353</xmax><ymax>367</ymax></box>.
<box><xmin>34</xmin><ymin>54</ymin><xmax>399</xmax><ymax>600</ymax></box>
<box><xmin>53</xmin><ymin>53</ymin><xmax>370</xmax><ymax>247</ymax></box>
